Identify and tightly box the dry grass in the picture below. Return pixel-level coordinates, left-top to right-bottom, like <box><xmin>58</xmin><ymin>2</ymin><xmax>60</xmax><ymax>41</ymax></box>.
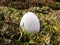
<box><xmin>0</xmin><ymin>6</ymin><xmax>60</xmax><ymax>45</ymax></box>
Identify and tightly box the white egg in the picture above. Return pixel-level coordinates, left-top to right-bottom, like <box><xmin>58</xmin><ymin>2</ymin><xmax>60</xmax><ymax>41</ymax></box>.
<box><xmin>20</xmin><ymin>12</ymin><xmax>40</xmax><ymax>33</ymax></box>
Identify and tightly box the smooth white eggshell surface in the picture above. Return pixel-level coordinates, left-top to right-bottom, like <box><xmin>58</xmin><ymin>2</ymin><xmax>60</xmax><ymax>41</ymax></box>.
<box><xmin>20</xmin><ymin>12</ymin><xmax>40</xmax><ymax>33</ymax></box>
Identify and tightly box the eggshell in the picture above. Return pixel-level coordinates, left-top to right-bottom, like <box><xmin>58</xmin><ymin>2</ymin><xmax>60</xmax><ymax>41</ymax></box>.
<box><xmin>20</xmin><ymin>12</ymin><xmax>40</xmax><ymax>33</ymax></box>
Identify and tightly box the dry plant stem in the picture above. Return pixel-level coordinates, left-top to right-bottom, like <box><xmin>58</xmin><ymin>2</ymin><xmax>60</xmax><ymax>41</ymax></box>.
<box><xmin>18</xmin><ymin>32</ymin><xmax>22</xmax><ymax>41</ymax></box>
<box><xmin>18</xmin><ymin>28</ymin><xmax>23</xmax><ymax>41</ymax></box>
<box><xmin>10</xmin><ymin>34</ymin><xmax>15</xmax><ymax>39</ymax></box>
